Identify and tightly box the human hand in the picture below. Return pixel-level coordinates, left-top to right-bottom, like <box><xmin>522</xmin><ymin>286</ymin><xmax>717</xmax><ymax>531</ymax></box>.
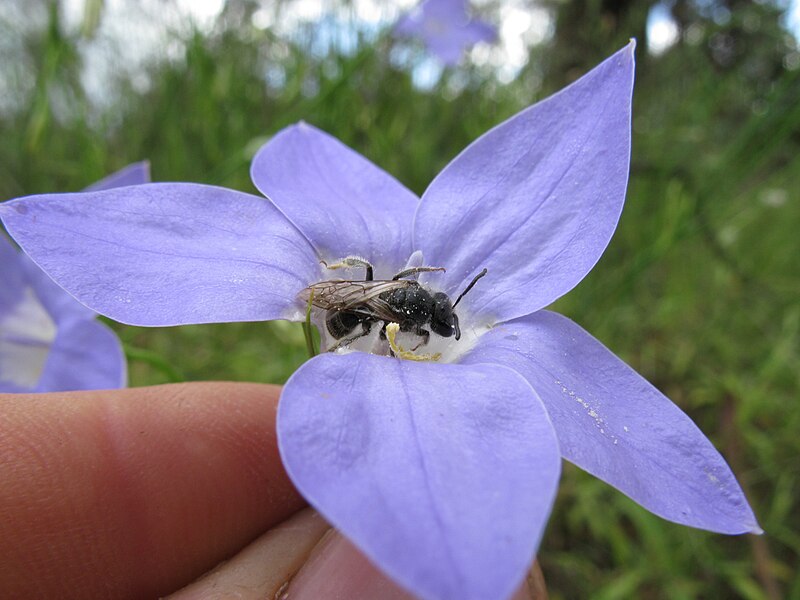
<box><xmin>0</xmin><ymin>383</ymin><xmax>544</xmax><ymax>599</ymax></box>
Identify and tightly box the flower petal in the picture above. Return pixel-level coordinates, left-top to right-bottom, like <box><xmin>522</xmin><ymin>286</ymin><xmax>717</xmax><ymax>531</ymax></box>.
<box><xmin>0</xmin><ymin>328</ymin><xmax>52</xmax><ymax>393</ymax></box>
<box><xmin>393</xmin><ymin>13</ymin><xmax>419</xmax><ymax>38</ymax></box>
<box><xmin>461</xmin><ymin>310</ymin><xmax>761</xmax><ymax>534</ymax></box>
<box><xmin>82</xmin><ymin>161</ymin><xmax>151</xmax><ymax>192</ymax></box>
<box><xmin>0</xmin><ymin>233</ymin><xmax>26</xmax><ymax>314</ymax></box>
<box><xmin>35</xmin><ymin>319</ymin><xmax>126</xmax><ymax>391</ymax></box>
<box><xmin>17</xmin><ymin>249</ymin><xmax>94</xmax><ymax>323</ymax></box>
<box><xmin>278</xmin><ymin>352</ymin><xmax>561</xmax><ymax>600</ymax></box>
<box><xmin>426</xmin><ymin>24</ymin><xmax>492</xmax><ymax>66</ymax></box>
<box><xmin>462</xmin><ymin>19</ymin><xmax>496</xmax><ymax>44</ymax></box>
<box><xmin>1</xmin><ymin>236</ymin><xmax>58</xmax><ymax>392</ymax></box>
<box><xmin>414</xmin><ymin>43</ymin><xmax>635</xmax><ymax>322</ymax></box>
<box><xmin>0</xmin><ymin>183</ymin><xmax>318</xmax><ymax>326</ymax></box>
<box><xmin>251</xmin><ymin>123</ymin><xmax>418</xmax><ymax>274</ymax></box>
<box><xmin>411</xmin><ymin>0</ymin><xmax>476</xmax><ymax>23</ymax></box>
<box><xmin>394</xmin><ymin>0</ymin><xmax>495</xmax><ymax>66</ymax></box>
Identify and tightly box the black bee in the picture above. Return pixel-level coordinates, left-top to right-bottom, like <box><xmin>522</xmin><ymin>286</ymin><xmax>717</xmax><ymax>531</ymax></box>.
<box><xmin>299</xmin><ymin>257</ymin><xmax>487</xmax><ymax>352</ymax></box>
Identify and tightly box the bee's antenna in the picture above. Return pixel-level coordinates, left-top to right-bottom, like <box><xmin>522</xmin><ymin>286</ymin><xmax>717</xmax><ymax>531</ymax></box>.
<box><xmin>452</xmin><ymin>268</ymin><xmax>488</xmax><ymax>309</ymax></box>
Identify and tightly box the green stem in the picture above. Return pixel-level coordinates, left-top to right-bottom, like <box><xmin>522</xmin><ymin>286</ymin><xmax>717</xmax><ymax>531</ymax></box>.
<box><xmin>302</xmin><ymin>290</ymin><xmax>318</xmax><ymax>358</ymax></box>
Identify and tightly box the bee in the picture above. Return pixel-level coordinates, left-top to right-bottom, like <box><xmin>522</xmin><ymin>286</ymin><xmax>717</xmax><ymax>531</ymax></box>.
<box><xmin>299</xmin><ymin>257</ymin><xmax>487</xmax><ymax>352</ymax></box>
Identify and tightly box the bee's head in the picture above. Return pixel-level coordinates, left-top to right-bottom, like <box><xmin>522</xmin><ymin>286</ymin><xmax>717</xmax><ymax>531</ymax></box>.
<box><xmin>431</xmin><ymin>292</ymin><xmax>460</xmax><ymax>339</ymax></box>
<box><xmin>432</xmin><ymin>268</ymin><xmax>487</xmax><ymax>341</ymax></box>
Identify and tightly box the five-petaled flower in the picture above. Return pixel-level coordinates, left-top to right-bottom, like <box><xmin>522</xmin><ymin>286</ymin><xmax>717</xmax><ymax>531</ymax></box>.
<box><xmin>0</xmin><ymin>162</ymin><xmax>149</xmax><ymax>393</ymax></box>
<box><xmin>0</xmin><ymin>44</ymin><xmax>759</xmax><ymax>600</ymax></box>
<box><xmin>394</xmin><ymin>0</ymin><xmax>496</xmax><ymax>66</ymax></box>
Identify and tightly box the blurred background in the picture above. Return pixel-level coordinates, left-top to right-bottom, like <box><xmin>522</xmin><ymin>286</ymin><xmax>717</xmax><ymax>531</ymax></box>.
<box><xmin>1</xmin><ymin>0</ymin><xmax>798</xmax><ymax>598</ymax></box>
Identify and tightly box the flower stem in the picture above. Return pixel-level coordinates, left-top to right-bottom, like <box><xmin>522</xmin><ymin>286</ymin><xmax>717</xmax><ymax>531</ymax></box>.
<box><xmin>302</xmin><ymin>290</ymin><xmax>318</xmax><ymax>358</ymax></box>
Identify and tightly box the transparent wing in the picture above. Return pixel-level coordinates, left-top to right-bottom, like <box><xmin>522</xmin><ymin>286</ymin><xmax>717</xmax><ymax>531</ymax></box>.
<box><xmin>299</xmin><ymin>279</ymin><xmax>413</xmax><ymax>313</ymax></box>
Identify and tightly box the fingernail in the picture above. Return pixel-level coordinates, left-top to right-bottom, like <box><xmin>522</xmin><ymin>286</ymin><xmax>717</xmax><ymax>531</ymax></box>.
<box><xmin>281</xmin><ymin>531</ymin><xmax>416</xmax><ymax>600</ymax></box>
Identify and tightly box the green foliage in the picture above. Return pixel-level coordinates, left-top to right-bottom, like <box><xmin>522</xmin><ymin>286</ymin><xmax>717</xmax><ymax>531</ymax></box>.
<box><xmin>1</xmin><ymin>1</ymin><xmax>798</xmax><ymax>597</ymax></box>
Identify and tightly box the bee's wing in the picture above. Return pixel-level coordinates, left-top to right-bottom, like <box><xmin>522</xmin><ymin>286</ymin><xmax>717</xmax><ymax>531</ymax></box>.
<box><xmin>298</xmin><ymin>281</ymin><xmax>359</xmax><ymax>310</ymax></box>
<box><xmin>342</xmin><ymin>280</ymin><xmax>413</xmax><ymax>310</ymax></box>
<box><xmin>299</xmin><ymin>280</ymin><xmax>412</xmax><ymax>313</ymax></box>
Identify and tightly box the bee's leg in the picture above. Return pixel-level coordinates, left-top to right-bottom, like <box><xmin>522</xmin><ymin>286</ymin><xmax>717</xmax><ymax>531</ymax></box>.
<box><xmin>321</xmin><ymin>256</ymin><xmax>374</xmax><ymax>281</ymax></box>
<box><xmin>378</xmin><ymin>322</ymin><xmax>396</xmax><ymax>356</ymax></box>
<box><xmin>328</xmin><ymin>320</ymin><xmax>373</xmax><ymax>352</ymax></box>
<box><xmin>386</xmin><ymin>323</ymin><xmax>441</xmax><ymax>362</ymax></box>
<box><xmin>410</xmin><ymin>327</ymin><xmax>430</xmax><ymax>351</ymax></box>
<box><xmin>391</xmin><ymin>266</ymin><xmax>445</xmax><ymax>280</ymax></box>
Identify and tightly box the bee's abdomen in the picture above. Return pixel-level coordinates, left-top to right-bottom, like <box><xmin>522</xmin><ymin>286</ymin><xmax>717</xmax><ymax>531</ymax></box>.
<box><xmin>326</xmin><ymin>309</ymin><xmax>362</xmax><ymax>338</ymax></box>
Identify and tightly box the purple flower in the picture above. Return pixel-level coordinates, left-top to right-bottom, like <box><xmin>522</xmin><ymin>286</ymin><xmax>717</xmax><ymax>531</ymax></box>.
<box><xmin>0</xmin><ymin>44</ymin><xmax>759</xmax><ymax>600</ymax></box>
<box><xmin>394</xmin><ymin>0</ymin><xmax>497</xmax><ymax>66</ymax></box>
<box><xmin>0</xmin><ymin>162</ymin><xmax>149</xmax><ymax>393</ymax></box>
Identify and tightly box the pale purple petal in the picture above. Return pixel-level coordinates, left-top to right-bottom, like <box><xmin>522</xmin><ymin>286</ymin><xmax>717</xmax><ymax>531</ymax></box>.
<box><xmin>0</xmin><ymin>381</ymin><xmax>26</xmax><ymax>393</ymax></box>
<box><xmin>394</xmin><ymin>0</ymin><xmax>495</xmax><ymax>65</ymax></box>
<box><xmin>425</xmin><ymin>31</ymin><xmax>469</xmax><ymax>66</ymax></box>
<box><xmin>1</xmin><ymin>235</ymin><xmax>55</xmax><ymax>392</ymax></box>
<box><xmin>394</xmin><ymin>0</ymin><xmax>464</xmax><ymax>37</ymax></box>
<box><xmin>424</xmin><ymin>19</ymin><xmax>495</xmax><ymax>65</ymax></box>
<box><xmin>13</xmin><ymin>161</ymin><xmax>153</xmax><ymax>322</ymax></box>
<box><xmin>0</xmin><ymin>245</ymin><xmax>123</xmax><ymax>392</ymax></box>
<box><xmin>0</xmin><ymin>233</ymin><xmax>25</xmax><ymax>313</ymax></box>
<box><xmin>394</xmin><ymin>12</ymin><xmax>421</xmax><ymax>37</ymax></box>
<box><xmin>278</xmin><ymin>352</ymin><xmax>561</xmax><ymax>600</ymax></box>
<box><xmin>18</xmin><ymin>249</ymin><xmax>94</xmax><ymax>322</ymax></box>
<box><xmin>251</xmin><ymin>123</ymin><xmax>418</xmax><ymax>274</ymax></box>
<box><xmin>82</xmin><ymin>161</ymin><xmax>151</xmax><ymax>192</ymax></box>
<box><xmin>35</xmin><ymin>319</ymin><xmax>126</xmax><ymax>391</ymax></box>
<box><xmin>414</xmin><ymin>43</ymin><xmax>635</xmax><ymax>323</ymax></box>
<box><xmin>0</xmin><ymin>183</ymin><xmax>318</xmax><ymax>326</ymax></box>
<box><xmin>1</xmin><ymin>165</ymin><xmax>143</xmax><ymax>393</ymax></box>
<box><xmin>461</xmin><ymin>310</ymin><xmax>761</xmax><ymax>534</ymax></box>
<box><xmin>462</xmin><ymin>19</ymin><xmax>496</xmax><ymax>44</ymax></box>
<box><xmin>422</xmin><ymin>0</ymin><xmax>469</xmax><ymax>19</ymax></box>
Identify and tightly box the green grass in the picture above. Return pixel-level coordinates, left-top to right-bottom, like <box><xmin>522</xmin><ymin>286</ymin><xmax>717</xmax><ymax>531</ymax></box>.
<box><xmin>1</xmin><ymin>3</ymin><xmax>798</xmax><ymax>598</ymax></box>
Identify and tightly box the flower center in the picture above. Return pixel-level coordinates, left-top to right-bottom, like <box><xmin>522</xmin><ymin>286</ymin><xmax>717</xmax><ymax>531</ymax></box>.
<box><xmin>0</xmin><ymin>286</ymin><xmax>56</xmax><ymax>388</ymax></box>
<box><xmin>300</xmin><ymin>254</ymin><xmax>490</xmax><ymax>363</ymax></box>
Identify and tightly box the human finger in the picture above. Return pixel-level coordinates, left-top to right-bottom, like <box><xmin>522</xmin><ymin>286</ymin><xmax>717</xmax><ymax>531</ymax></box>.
<box><xmin>167</xmin><ymin>507</ymin><xmax>329</xmax><ymax>600</ymax></box>
<box><xmin>0</xmin><ymin>382</ymin><xmax>305</xmax><ymax>599</ymax></box>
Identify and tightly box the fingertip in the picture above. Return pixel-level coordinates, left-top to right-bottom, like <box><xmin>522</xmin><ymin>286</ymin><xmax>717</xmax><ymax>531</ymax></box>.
<box><xmin>167</xmin><ymin>508</ymin><xmax>329</xmax><ymax>600</ymax></box>
<box><xmin>0</xmin><ymin>382</ymin><xmax>306</xmax><ymax>598</ymax></box>
<box><xmin>283</xmin><ymin>530</ymin><xmax>417</xmax><ymax>600</ymax></box>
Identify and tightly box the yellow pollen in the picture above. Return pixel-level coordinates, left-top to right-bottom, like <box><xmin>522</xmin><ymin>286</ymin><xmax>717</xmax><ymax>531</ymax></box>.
<box><xmin>386</xmin><ymin>323</ymin><xmax>441</xmax><ymax>362</ymax></box>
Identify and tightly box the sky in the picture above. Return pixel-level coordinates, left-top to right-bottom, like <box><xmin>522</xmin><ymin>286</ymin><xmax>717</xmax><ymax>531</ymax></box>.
<box><xmin>786</xmin><ymin>0</ymin><xmax>800</xmax><ymax>34</ymax></box>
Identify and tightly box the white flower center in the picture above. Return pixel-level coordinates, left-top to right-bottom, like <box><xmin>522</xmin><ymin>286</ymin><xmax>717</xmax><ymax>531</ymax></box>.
<box><xmin>306</xmin><ymin>252</ymin><xmax>490</xmax><ymax>364</ymax></box>
<box><xmin>0</xmin><ymin>286</ymin><xmax>57</xmax><ymax>388</ymax></box>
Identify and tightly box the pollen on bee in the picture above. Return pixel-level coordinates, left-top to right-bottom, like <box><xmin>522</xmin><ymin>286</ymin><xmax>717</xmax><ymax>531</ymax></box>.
<box><xmin>386</xmin><ymin>322</ymin><xmax>441</xmax><ymax>362</ymax></box>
